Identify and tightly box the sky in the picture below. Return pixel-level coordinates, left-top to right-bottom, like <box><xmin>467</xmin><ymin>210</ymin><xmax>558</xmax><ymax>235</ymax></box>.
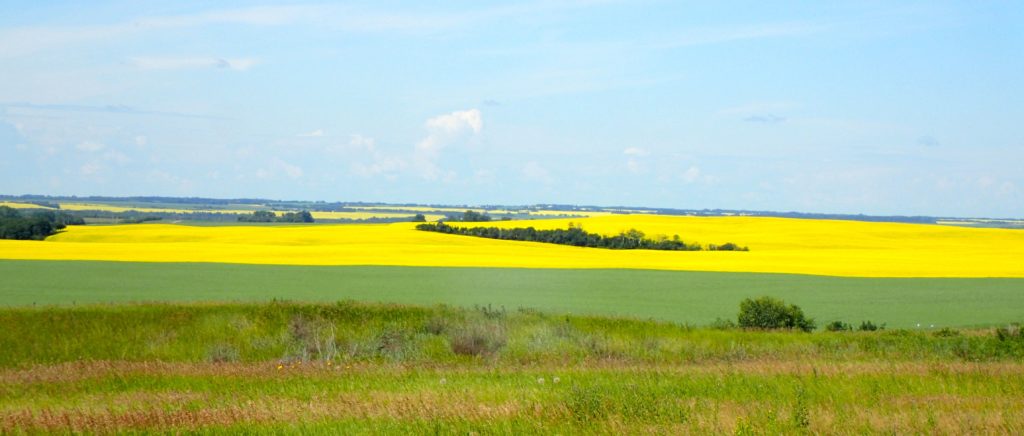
<box><xmin>0</xmin><ymin>1</ymin><xmax>1021</xmax><ymax>217</ymax></box>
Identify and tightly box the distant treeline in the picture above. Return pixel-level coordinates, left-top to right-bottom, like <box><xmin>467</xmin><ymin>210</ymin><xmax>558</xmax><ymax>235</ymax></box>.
<box><xmin>238</xmin><ymin>210</ymin><xmax>314</xmax><ymax>223</ymax></box>
<box><xmin>416</xmin><ymin>222</ymin><xmax>748</xmax><ymax>251</ymax></box>
<box><xmin>0</xmin><ymin>206</ymin><xmax>84</xmax><ymax>240</ymax></box>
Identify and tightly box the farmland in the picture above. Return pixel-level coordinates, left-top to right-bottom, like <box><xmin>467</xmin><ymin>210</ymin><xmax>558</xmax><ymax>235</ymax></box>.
<box><xmin>1</xmin><ymin>214</ymin><xmax>1022</xmax><ymax>277</ymax></box>
<box><xmin>2</xmin><ymin>205</ymin><xmax>1023</xmax><ymax>434</ymax></box>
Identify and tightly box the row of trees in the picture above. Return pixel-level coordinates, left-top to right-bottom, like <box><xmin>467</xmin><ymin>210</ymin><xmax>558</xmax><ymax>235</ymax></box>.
<box><xmin>445</xmin><ymin>210</ymin><xmax>493</xmax><ymax>222</ymax></box>
<box><xmin>0</xmin><ymin>207</ymin><xmax>84</xmax><ymax>240</ymax></box>
<box><xmin>238</xmin><ymin>210</ymin><xmax>314</xmax><ymax>223</ymax></box>
<box><xmin>416</xmin><ymin>222</ymin><xmax>749</xmax><ymax>251</ymax></box>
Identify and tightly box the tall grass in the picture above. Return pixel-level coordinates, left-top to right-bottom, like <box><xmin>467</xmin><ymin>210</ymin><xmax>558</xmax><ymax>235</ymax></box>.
<box><xmin>1</xmin><ymin>301</ymin><xmax>1022</xmax><ymax>368</ymax></box>
<box><xmin>2</xmin><ymin>301</ymin><xmax>1023</xmax><ymax>434</ymax></box>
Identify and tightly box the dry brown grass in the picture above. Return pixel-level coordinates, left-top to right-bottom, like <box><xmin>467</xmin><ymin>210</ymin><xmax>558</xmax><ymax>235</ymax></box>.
<box><xmin>3</xmin><ymin>360</ymin><xmax>1023</xmax><ymax>434</ymax></box>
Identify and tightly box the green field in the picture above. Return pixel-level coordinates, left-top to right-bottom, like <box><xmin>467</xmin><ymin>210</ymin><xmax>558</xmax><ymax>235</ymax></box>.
<box><xmin>2</xmin><ymin>301</ymin><xmax>1023</xmax><ymax>434</ymax></box>
<box><xmin>2</xmin><ymin>260</ymin><xmax>1022</xmax><ymax>328</ymax></box>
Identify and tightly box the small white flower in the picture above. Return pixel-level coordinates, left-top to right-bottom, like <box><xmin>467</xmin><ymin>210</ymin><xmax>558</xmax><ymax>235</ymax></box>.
<box><xmin>537</xmin><ymin>377</ymin><xmax>545</xmax><ymax>384</ymax></box>
<box><xmin>439</xmin><ymin>378</ymin><xmax>447</xmax><ymax>385</ymax></box>
<box><xmin>553</xmin><ymin>376</ymin><xmax>561</xmax><ymax>384</ymax></box>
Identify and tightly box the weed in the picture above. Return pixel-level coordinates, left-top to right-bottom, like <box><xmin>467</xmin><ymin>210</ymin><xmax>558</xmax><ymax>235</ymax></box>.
<box><xmin>449</xmin><ymin>321</ymin><xmax>507</xmax><ymax>357</ymax></box>
<box><xmin>206</xmin><ymin>343</ymin><xmax>239</xmax><ymax>363</ymax></box>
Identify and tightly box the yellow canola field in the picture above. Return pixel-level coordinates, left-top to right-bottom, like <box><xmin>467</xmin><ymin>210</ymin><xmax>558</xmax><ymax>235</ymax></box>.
<box><xmin>59</xmin><ymin>203</ymin><xmax>256</xmax><ymax>214</ymax></box>
<box><xmin>1</xmin><ymin>214</ymin><xmax>1022</xmax><ymax>277</ymax></box>
<box><xmin>0</xmin><ymin>202</ymin><xmax>55</xmax><ymax>210</ymax></box>
<box><xmin>307</xmin><ymin>211</ymin><xmax>446</xmax><ymax>221</ymax></box>
<box><xmin>57</xmin><ymin>203</ymin><xmax>441</xmax><ymax>221</ymax></box>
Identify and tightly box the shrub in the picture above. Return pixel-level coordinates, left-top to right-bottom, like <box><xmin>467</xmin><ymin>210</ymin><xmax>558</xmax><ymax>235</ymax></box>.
<box><xmin>825</xmin><ymin>321</ymin><xmax>852</xmax><ymax>332</ymax></box>
<box><xmin>449</xmin><ymin>322</ymin><xmax>507</xmax><ymax>356</ymax></box>
<box><xmin>933</xmin><ymin>327</ymin><xmax>960</xmax><ymax>338</ymax></box>
<box><xmin>423</xmin><ymin>316</ymin><xmax>448</xmax><ymax>335</ymax></box>
<box><xmin>737</xmin><ymin>296</ymin><xmax>815</xmax><ymax>332</ymax></box>
<box><xmin>858</xmin><ymin>321</ymin><xmax>883</xmax><ymax>331</ymax></box>
<box><xmin>995</xmin><ymin>324</ymin><xmax>1022</xmax><ymax>341</ymax></box>
<box><xmin>709</xmin><ymin>317</ymin><xmax>737</xmax><ymax>330</ymax></box>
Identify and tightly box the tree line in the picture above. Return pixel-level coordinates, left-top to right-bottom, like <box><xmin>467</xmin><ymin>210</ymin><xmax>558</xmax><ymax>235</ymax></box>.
<box><xmin>416</xmin><ymin>221</ymin><xmax>748</xmax><ymax>251</ymax></box>
<box><xmin>238</xmin><ymin>210</ymin><xmax>315</xmax><ymax>223</ymax></box>
<box><xmin>0</xmin><ymin>206</ymin><xmax>84</xmax><ymax>240</ymax></box>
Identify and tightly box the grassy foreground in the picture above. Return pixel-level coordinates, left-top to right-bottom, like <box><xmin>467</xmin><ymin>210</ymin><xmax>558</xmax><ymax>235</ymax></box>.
<box><xmin>2</xmin><ymin>301</ymin><xmax>1023</xmax><ymax>434</ymax></box>
<box><xmin>2</xmin><ymin>260</ymin><xmax>1023</xmax><ymax>328</ymax></box>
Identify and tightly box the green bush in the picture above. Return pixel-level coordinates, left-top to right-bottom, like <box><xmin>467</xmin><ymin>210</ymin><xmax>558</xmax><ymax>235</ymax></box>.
<box><xmin>825</xmin><ymin>321</ymin><xmax>853</xmax><ymax>332</ymax></box>
<box><xmin>859</xmin><ymin>321</ymin><xmax>883</xmax><ymax>331</ymax></box>
<box><xmin>737</xmin><ymin>296</ymin><xmax>815</xmax><ymax>332</ymax></box>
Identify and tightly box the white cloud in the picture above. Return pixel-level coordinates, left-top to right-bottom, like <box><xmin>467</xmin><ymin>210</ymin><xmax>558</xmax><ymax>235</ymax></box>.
<box><xmin>682</xmin><ymin>166</ymin><xmax>701</xmax><ymax>183</ymax></box>
<box><xmin>297</xmin><ymin>129</ymin><xmax>325</xmax><ymax>138</ymax></box>
<box><xmin>278</xmin><ymin>160</ymin><xmax>304</xmax><ymax>179</ymax></box>
<box><xmin>76</xmin><ymin>141</ymin><xmax>105</xmax><ymax>152</ymax></box>
<box><xmin>407</xmin><ymin>108</ymin><xmax>484</xmax><ymax>180</ymax></box>
<box><xmin>348</xmin><ymin>134</ymin><xmax>375</xmax><ymax>151</ymax></box>
<box><xmin>623</xmin><ymin>147</ymin><xmax>649</xmax><ymax>156</ymax></box>
<box><xmin>0</xmin><ymin>6</ymin><xmax>319</xmax><ymax>59</ymax></box>
<box><xmin>79</xmin><ymin>162</ymin><xmax>101</xmax><ymax>175</ymax></box>
<box><xmin>416</xmin><ymin>108</ymin><xmax>483</xmax><ymax>154</ymax></box>
<box><xmin>103</xmin><ymin>150</ymin><xmax>131</xmax><ymax>164</ymax></box>
<box><xmin>134</xmin><ymin>135</ymin><xmax>148</xmax><ymax>146</ymax></box>
<box><xmin>350</xmin><ymin>154</ymin><xmax>406</xmax><ymax>178</ymax></box>
<box><xmin>130</xmin><ymin>56</ymin><xmax>258</xmax><ymax>71</ymax></box>
<box><xmin>626</xmin><ymin>158</ymin><xmax>643</xmax><ymax>174</ymax></box>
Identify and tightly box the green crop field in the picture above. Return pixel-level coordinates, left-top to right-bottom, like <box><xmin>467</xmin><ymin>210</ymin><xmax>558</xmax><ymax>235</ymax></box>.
<box><xmin>2</xmin><ymin>260</ymin><xmax>1022</xmax><ymax>328</ymax></box>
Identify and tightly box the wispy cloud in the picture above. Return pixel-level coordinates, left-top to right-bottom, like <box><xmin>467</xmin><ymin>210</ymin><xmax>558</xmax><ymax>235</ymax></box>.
<box><xmin>623</xmin><ymin>147</ymin><xmax>649</xmax><ymax>156</ymax></box>
<box><xmin>0</xmin><ymin>5</ymin><xmax>319</xmax><ymax>58</ymax></box>
<box><xmin>652</xmin><ymin>22</ymin><xmax>827</xmax><ymax>50</ymax></box>
<box><xmin>130</xmin><ymin>56</ymin><xmax>258</xmax><ymax>71</ymax></box>
<box><xmin>743</xmin><ymin>114</ymin><xmax>786</xmax><ymax>123</ymax></box>
<box><xmin>0</xmin><ymin>102</ymin><xmax>226</xmax><ymax>119</ymax></box>
<box><xmin>0</xmin><ymin>2</ymin><xmax>623</xmax><ymax>59</ymax></box>
<box><xmin>297</xmin><ymin>129</ymin><xmax>325</xmax><ymax>138</ymax></box>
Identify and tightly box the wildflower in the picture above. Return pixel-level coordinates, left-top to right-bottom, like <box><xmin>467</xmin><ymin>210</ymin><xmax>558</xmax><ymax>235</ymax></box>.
<box><xmin>327</xmin><ymin>361</ymin><xmax>332</xmax><ymax>366</ymax></box>
<box><xmin>440</xmin><ymin>378</ymin><xmax>447</xmax><ymax>385</ymax></box>
<box><xmin>553</xmin><ymin>376</ymin><xmax>560</xmax><ymax>384</ymax></box>
<box><xmin>276</xmin><ymin>364</ymin><xmax>283</xmax><ymax>370</ymax></box>
<box><xmin>537</xmin><ymin>377</ymin><xmax>545</xmax><ymax>385</ymax></box>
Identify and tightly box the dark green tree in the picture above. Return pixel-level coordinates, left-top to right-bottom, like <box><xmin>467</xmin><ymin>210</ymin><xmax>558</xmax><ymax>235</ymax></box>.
<box><xmin>737</xmin><ymin>296</ymin><xmax>815</xmax><ymax>332</ymax></box>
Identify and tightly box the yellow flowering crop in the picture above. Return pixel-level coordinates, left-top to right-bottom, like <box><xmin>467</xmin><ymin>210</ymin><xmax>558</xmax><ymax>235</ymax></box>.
<box><xmin>1</xmin><ymin>214</ymin><xmax>1022</xmax><ymax>278</ymax></box>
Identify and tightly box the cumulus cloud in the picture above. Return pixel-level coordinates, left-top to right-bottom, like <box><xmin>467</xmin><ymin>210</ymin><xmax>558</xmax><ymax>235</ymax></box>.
<box><xmin>130</xmin><ymin>56</ymin><xmax>258</xmax><ymax>71</ymax></box>
<box><xmin>409</xmin><ymin>108</ymin><xmax>483</xmax><ymax>180</ymax></box>
<box><xmin>416</xmin><ymin>109</ymin><xmax>482</xmax><ymax>154</ymax></box>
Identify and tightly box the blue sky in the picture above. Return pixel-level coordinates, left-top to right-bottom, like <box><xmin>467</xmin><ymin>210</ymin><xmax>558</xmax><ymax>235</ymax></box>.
<box><xmin>1</xmin><ymin>1</ymin><xmax>1021</xmax><ymax>217</ymax></box>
